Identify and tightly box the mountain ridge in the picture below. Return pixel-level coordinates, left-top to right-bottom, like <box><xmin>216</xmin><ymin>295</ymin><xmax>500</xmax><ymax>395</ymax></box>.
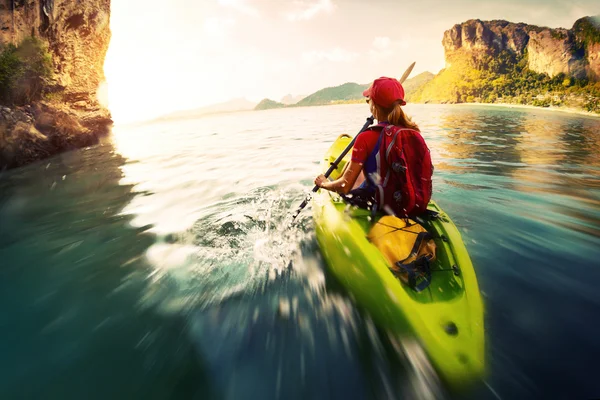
<box><xmin>154</xmin><ymin>98</ymin><xmax>257</xmax><ymax>121</ymax></box>
<box><xmin>254</xmin><ymin>72</ymin><xmax>435</xmax><ymax>111</ymax></box>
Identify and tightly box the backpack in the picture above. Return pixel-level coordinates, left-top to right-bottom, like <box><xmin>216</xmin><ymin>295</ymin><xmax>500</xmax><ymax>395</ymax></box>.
<box><xmin>368</xmin><ymin>124</ymin><xmax>433</xmax><ymax>217</ymax></box>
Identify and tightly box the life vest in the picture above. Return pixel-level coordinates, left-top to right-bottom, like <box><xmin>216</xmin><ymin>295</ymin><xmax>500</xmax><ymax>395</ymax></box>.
<box><xmin>365</xmin><ymin>123</ymin><xmax>433</xmax><ymax>218</ymax></box>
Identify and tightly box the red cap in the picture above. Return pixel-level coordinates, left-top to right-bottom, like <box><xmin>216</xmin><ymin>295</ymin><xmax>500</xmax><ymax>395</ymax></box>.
<box><xmin>362</xmin><ymin>77</ymin><xmax>406</xmax><ymax>108</ymax></box>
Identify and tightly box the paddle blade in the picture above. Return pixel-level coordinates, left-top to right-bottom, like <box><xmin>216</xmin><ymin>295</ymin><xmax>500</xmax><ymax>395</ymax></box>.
<box><xmin>399</xmin><ymin>62</ymin><xmax>416</xmax><ymax>84</ymax></box>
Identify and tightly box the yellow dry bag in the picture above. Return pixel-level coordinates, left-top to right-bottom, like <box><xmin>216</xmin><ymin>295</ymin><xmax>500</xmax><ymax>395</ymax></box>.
<box><xmin>368</xmin><ymin>215</ymin><xmax>437</xmax><ymax>291</ymax></box>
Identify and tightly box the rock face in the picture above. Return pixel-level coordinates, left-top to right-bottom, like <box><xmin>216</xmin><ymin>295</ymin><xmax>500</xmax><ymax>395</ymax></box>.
<box><xmin>0</xmin><ymin>0</ymin><xmax>112</xmax><ymax>170</ymax></box>
<box><xmin>587</xmin><ymin>42</ymin><xmax>600</xmax><ymax>80</ymax></box>
<box><xmin>443</xmin><ymin>20</ymin><xmax>530</xmax><ymax>57</ymax></box>
<box><xmin>573</xmin><ymin>16</ymin><xmax>600</xmax><ymax>81</ymax></box>
<box><xmin>442</xmin><ymin>16</ymin><xmax>600</xmax><ymax>81</ymax></box>
<box><xmin>526</xmin><ymin>29</ymin><xmax>587</xmax><ymax>79</ymax></box>
<box><xmin>0</xmin><ymin>102</ymin><xmax>102</xmax><ymax>167</ymax></box>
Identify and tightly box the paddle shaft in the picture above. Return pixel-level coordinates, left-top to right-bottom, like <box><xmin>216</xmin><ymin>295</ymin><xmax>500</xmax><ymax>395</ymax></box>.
<box><xmin>291</xmin><ymin>115</ymin><xmax>374</xmax><ymax>221</ymax></box>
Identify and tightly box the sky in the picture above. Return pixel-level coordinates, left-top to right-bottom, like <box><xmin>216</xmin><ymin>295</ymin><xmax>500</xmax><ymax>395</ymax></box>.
<box><xmin>102</xmin><ymin>0</ymin><xmax>600</xmax><ymax>124</ymax></box>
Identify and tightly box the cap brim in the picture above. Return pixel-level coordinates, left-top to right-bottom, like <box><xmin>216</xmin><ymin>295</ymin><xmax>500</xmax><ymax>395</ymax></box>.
<box><xmin>362</xmin><ymin>87</ymin><xmax>372</xmax><ymax>97</ymax></box>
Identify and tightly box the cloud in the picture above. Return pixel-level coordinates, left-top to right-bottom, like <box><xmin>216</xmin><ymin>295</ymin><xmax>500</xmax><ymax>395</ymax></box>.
<box><xmin>302</xmin><ymin>47</ymin><xmax>359</xmax><ymax>64</ymax></box>
<box><xmin>287</xmin><ymin>0</ymin><xmax>336</xmax><ymax>21</ymax></box>
<box><xmin>373</xmin><ymin>36</ymin><xmax>391</xmax><ymax>50</ymax></box>
<box><xmin>369</xmin><ymin>36</ymin><xmax>393</xmax><ymax>60</ymax></box>
<box><xmin>368</xmin><ymin>36</ymin><xmax>411</xmax><ymax>60</ymax></box>
<box><xmin>203</xmin><ymin>17</ymin><xmax>236</xmax><ymax>37</ymax></box>
<box><xmin>217</xmin><ymin>0</ymin><xmax>260</xmax><ymax>17</ymax></box>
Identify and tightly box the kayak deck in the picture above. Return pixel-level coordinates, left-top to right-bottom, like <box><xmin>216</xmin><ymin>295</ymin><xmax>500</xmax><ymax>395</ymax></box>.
<box><xmin>312</xmin><ymin>134</ymin><xmax>484</xmax><ymax>388</ymax></box>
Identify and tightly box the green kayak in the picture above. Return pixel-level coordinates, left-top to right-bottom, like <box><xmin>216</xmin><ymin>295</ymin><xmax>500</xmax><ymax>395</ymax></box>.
<box><xmin>313</xmin><ymin>134</ymin><xmax>485</xmax><ymax>388</ymax></box>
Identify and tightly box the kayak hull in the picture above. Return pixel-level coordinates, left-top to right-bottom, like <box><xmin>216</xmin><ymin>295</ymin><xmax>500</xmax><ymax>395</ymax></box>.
<box><xmin>313</xmin><ymin>134</ymin><xmax>485</xmax><ymax>388</ymax></box>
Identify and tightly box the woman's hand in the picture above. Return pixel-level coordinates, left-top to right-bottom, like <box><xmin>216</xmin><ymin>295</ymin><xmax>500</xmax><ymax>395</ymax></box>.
<box><xmin>314</xmin><ymin>174</ymin><xmax>328</xmax><ymax>188</ymax></box>
<box><xmin>314</xmin><ymin>161</ymin><xmax>363</xmax><ymax>194</ymax></box>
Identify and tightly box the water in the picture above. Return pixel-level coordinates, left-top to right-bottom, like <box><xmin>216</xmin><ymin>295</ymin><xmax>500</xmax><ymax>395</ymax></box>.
<box><xmin>0</xmin><ymin>104</ymin><xmax>599</xmax><ymax>399</ymax></box>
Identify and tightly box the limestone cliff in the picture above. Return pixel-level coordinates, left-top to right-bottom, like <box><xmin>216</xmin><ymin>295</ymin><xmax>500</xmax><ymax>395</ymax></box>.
<box><xmin>0</xmin><ymin>0</ymin><xmax>111</xmax><ymax>170</ymax></box>
<box><xmin>442</xmin><ymin>16</ymin><xmax>600</xmax><ymax>81</ymax></box>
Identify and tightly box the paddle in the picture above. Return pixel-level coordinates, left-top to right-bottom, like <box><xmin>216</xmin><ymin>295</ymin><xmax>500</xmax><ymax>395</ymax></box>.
<box><xmin>290</xmin><ymin>62</ymin><xmax>416</xmax><ymax>222</ymax></box>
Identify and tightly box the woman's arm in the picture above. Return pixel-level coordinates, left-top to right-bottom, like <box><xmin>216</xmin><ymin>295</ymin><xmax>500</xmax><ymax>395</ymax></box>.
<box><xmin>314</xmin><ymin>161</ymin><xmax>363</xmax><ymax>195</ymax></box>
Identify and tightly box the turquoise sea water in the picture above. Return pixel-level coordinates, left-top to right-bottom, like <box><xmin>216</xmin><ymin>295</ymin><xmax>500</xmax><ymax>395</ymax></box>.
<box><xmin>0</xmin><ymin>104</ymin><xmax>599</xmax><ymax>399</ymax></box>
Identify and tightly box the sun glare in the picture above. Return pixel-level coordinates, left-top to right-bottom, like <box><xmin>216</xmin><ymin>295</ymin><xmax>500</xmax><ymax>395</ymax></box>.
<box><xmin>102</xmin><ymin>2</ymin><xmax>239</xmax><ymax>125</ymax></box>
<box><xmin>102</xmin><ymin>0</ymin><xmax>448</xmax><ymax>126</ymax></box>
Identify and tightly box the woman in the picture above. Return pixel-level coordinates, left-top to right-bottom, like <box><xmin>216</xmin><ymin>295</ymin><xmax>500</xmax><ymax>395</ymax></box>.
<box><xmin>314</xmin><ymin>77</ymin><xmax>422</xmax><ymax>210</ymax></box>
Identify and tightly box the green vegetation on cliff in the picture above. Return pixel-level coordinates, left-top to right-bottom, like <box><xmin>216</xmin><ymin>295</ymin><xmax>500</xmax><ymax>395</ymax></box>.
<box><xmin>573</xmin><ymin>15</ymin><xmax>600</xmax><ymax>48</ymax></box>
<box><xmin>0</xmin><ymin>37</ymin><xmax>53</xmax><ymax>106</ymax></box>
<box><xmin>414</xmin><ymin>15</ymin><xmax>600</xmax><ymax>113</ymax></box>
<box><xmin>413</xmin><ymin>50</ymin><xmax>600</xmax><ymax>113</ymax></box>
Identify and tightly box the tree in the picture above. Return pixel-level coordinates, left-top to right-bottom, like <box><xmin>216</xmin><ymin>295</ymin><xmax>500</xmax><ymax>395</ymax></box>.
<box><xmin>0</xmin><ymin>37</ymin><xmax>53</xmax><ymax>105</ymax></box>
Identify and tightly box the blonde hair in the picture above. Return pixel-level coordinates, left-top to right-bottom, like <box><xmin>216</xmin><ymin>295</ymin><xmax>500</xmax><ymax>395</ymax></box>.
<box><xmin>369</xmin><ymin>100</ymin><xmax>420</xmax><ymax>132</ymax></box>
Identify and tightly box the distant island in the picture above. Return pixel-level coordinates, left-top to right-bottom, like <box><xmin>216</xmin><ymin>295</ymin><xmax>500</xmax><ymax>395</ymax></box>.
<box><xmin>155</xmin><ymin>98</ymin><xmax>257</xmax><ymax>121</ymax></box>
<box><xmin>255</xmin><ymin>15</ymin><xmax>600</xmax><ymax>115</ymax></box>
<box><xmin>281</xmin><ymin>94</ymin><xmax>306</xmax><ymax>105</ymax></box>
<box><xmin>256</xmin><ymin>82</ymin><xmax>368</xmax><ymax>110</ymax></box>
